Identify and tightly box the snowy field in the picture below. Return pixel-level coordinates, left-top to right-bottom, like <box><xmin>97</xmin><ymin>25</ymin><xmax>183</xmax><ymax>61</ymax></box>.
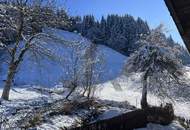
<box><xmin>0</xmin><ymin>81</ymin><xmax>188</xmax><ymax>130</ymax></box>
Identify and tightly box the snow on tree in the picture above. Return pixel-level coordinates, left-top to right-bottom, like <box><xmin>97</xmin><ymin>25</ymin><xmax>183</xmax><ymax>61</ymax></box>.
<box><xmin>64</xmin><ymin>40</ymin><xmax>104</xmax><ymax>99</ymax></box>
<box><xmin>125</xmin><ymin>25</ymin><xmax>186</xmax><ymax>109</ymax></box>
<box><xmin>71</xmin><ymin>14</ymin><xmax>150</xmax><ymax>56</ymax></box>
<box><xmin>82</xmin><ymin>43</ymin><xmax>104</xmax><ymax>98</ymax></box>
<box><xmin>64</xmin><ymin>39</ymin><xmax>88</xmax><ymax>99</ymax></box>
<box><xmin>0</xmin><ymin>0</ymin><xmax>70</xmax><ymax>100</ymax></box>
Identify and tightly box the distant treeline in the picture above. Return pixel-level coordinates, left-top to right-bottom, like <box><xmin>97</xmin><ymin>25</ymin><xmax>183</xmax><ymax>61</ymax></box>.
<box><xmin>69</xmin><ymin>15</ymin><xmax>190</xmax><ymax>64</ymax></box>
<box><xmin>0</xmin><ymin>1</ymin><xmax>190</xmax><ymax>64</ymax></box>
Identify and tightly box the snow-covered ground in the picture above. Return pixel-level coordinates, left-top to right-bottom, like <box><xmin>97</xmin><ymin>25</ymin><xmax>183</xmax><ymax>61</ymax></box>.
<box><xmin>0</xmin><ymin>86</ymin><xmax>81</xmax><ymax>129</ymax></box>
<box><xmin>0</xmin><ymin>86</ymin><xmax>134</xmax><ymax>129</ymax></box>
<box><xmin>96</xmin><ymin>74</ymin><xmax>190</xmax><ymax>120</ymax></box>
<box><xmin>0</xmin><ymin>29</ymin><xmax>189</xmax><ymax>129</ymax></box>
<box><xmin>0</xmin><ymin>85</ymin><xmax>187</xmax><ymax>130</ymax></box>
<box><xmin>135</xmin><ymin>122</ymin><xmax>186</xmax><ymax>130</ymax></box>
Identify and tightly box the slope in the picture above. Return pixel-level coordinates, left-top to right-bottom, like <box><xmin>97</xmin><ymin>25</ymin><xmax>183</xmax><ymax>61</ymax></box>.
<box><xmin>0</xmin><ymin>28</ymin><xmax>127</xmax><ymax>87</ymax></box>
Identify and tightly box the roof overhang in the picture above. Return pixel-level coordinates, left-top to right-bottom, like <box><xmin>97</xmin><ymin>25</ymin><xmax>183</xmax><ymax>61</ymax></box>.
<box><xmin>165</xmin><ymin>0</ymin><xmax>190</xmax><ymax>52</ymax></box>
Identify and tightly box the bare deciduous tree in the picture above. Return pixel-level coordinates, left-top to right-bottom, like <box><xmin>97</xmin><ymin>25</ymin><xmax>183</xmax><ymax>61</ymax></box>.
<box><xmin>63</xmin><ymin>40</ymin><xmax>104</xmax><ymax>100</ymax></box>
<box><xmin>125</xmin><ymin>26</ymin><xmax>185</xmax><ymax>109</ymax></box>
<box><xmin>0</xmin><ymin>0</ymin><xmax>70</xmax><ymax>100</ymax></box>
<box><xmin>83</xmin><ymin>44</ymin><xmax>103</xmax><ymax>98</ymax></box>
<box><xmin>64</xmin><ymin>41</ymin><xmax>84</xmax><ymax>99</ymax></box>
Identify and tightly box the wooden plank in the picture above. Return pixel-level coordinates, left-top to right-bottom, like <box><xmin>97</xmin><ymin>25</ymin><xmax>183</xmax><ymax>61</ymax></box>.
<box><xmin>172</xmin><ymin>0</ymin><xmax>190</xmax><ymax>9</ymax></box>
<box><xmin>164</xmin><ymin>0</ymin><xmax>190</xmax><ymax>53</ymax></box>
<box><xmin>70</xmin><ymin>105</ymin><xmax>174</xmax><ymax>130</ymax></box>
<box><xmin>177</xmin><ymin>7</ymin><xmax>190</xmax><ymax>18</ymax></box>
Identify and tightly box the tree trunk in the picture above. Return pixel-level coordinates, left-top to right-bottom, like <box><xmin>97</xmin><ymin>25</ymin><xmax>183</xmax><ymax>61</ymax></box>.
<box><xmin>1</xmin><ymin>42</ymin><xmax>30</xmax><ymax>100</ymax></box>
<box><xmin>87</xmin><ymin>86</ymin><xmax>91</xmax><ymax>98</ymax></box>
<box><xmin>1</xmin><ymin>8</ymin><xmax>23</xmax><ymax>100</ymax></box>
<box><xmin>82</xmin><ymin>86</ymin><xmax>88</xmax><ymax>96</ymax></box>
<box><xmin>141</xmin><ymin>84</ymin><xmax>148</xmax><ymax>109</ymax></box>
<box><xmin>141</xmin><ymin>72</ymin><xmax>149</xmax><ymax>109</ymax></box>
<box><xmin>1</xmin><ymin>63</ymin><xmax>17</xmax><ymax>100</ymax></box>
<box><xmin>65</xmin><ymin>83</ymin><xmax>77</xmax><ymax>99</ymax></box>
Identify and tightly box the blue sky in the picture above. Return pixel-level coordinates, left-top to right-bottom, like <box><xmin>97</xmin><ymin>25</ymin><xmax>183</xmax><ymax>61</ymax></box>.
<box><xmin>61</xmin><ymin>0</ymin><xmax>184</xmax><ymax>45</ymax></box>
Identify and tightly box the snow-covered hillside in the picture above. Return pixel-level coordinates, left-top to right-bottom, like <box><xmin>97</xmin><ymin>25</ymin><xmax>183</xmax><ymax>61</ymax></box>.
<box><xmin>0</xmin><ymin>29</ymin><xmax>189</xmax><ymax>130</ymax></box>
<box><xmin>0</xmin><ymin>28</ymin><xmax>127</xmax><ymax>87</ymax></box>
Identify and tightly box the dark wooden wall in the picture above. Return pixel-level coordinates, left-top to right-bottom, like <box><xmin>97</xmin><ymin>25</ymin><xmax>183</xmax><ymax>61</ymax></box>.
<box><xmin>165</xmin><ymin>0</ymin><xmax>190</xmax><ymax>53</ymax></box>
<box><xmin>70</xmin><ymin>105</ymin><xmax>174</xmax><ymax>130</ymax></box>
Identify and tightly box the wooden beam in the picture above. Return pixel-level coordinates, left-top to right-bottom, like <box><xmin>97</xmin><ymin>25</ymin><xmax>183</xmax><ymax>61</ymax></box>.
<box><xmin>164</xmin><ymin>0</ymin><xmax>190</xmax><ymax>53</ymax></box>
<box><xmin>70</xmin><ymin>105</ymin><xmax>174</xmax><ymax>130</ymax></box>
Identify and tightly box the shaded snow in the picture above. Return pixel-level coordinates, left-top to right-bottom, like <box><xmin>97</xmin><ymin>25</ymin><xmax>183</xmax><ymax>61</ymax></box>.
<box><xmin>96</xmin><ymin>107</ymin><xmax>129</xmax><ymax>120</ymax></box>
<box><xmin>135</xmin><ymin>121</ymin><xmax>186</xmax><ymax>130</ymax></box>
<box><xmin>97</xmin><ymin>45</ymin><xmax>127</xmax><ymax>81</ymax></box>
<box><xmin>0</xmin><ymin>29</ymin><xmax>126</xmax><ymax>87</ymax></box>
<box><xmin>38</xmin><ymin>115</ymin><xmax>79</xmax><ymax>130</ymax></box>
